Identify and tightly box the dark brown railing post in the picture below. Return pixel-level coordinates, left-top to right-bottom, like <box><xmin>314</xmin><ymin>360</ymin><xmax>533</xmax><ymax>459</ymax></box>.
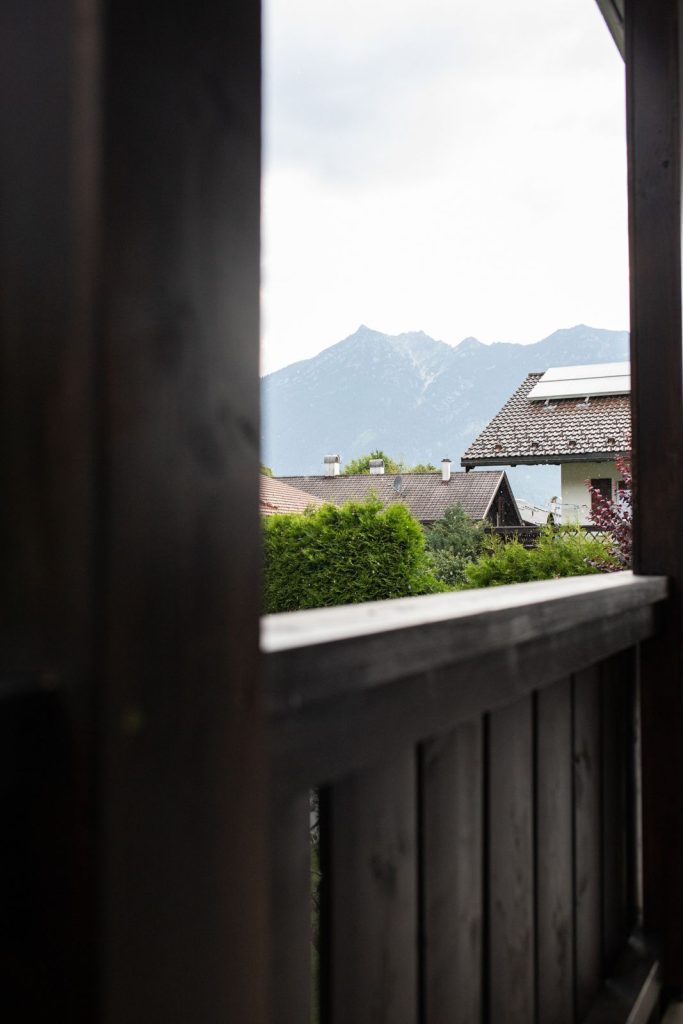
<box><xmin>626</xmin><ymin>0</ymin><xmax>683</xmax><ymax>990</ymax></box>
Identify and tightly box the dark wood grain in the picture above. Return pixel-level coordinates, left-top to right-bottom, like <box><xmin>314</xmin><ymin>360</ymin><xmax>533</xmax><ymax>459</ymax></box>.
<box><xmin>420</xmin><ymin>720</ymin><xmax>483</xmax><ymax>1024</ymax></box>
<box><xmin>265</xmin><ymin>573</ymin><xmax>666</xmax><ymax>712</ymax></box>
<box><xmin>627</xmin><ymin>0</ymin><xmax>683</xmax><ymax>989</ymax></box>
<box><xmin>536</xmin><ymin>679</ymin><xmax>574</xmax><ymax>1024</ymax></box>
<box><xmin>272</xmin><ymin>792</ymin><xmax>311</xmax><ymax>1024</ymax></box>
<box><xmin>574</xmin><ymin>666</ymin><xmax>603</xmax><ymax>1020</ymax></box>
<box><xmin>1</xmin><ymin>0</ymin><xmax>268</xmax><ymax>1019</ymax></box>
<box><xmin>326</xmin><ymin>750</ymin><xmax>418</xmax><ymax>1024</ymax></box>
<box><xmin>601</xmin><ymin>652</ymin><xmax>633</xmax><ymax>971</ymax></box>
<box><xmin>271</xmin><ymin>601</ymin><xmax>657</xmax><ymax>794</ymax></box>
<box><xmin>488</xmin><ymin>697</ymin><xmax>535</xmax><ymax>1024</ymax></box>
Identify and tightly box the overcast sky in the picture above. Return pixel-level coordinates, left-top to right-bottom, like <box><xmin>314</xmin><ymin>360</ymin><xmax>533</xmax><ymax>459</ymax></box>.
<box><xmin>262</xmin><ymin>0</ymin><xmax>628</xmax><ymax>375</ymax></box>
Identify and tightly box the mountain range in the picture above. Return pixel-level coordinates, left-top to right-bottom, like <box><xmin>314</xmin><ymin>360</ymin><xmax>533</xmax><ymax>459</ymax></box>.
<box><xmin>261</xmin><ymin>324</ymin><xmax>630</xmax><ymax>507</ymax></box>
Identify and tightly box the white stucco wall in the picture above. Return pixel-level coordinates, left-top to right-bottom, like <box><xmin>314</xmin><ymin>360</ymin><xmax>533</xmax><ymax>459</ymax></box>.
<box><xmin>560</xmin><ymin>461</ymin><xmax>622</xmax><ymax>525</ymax></box>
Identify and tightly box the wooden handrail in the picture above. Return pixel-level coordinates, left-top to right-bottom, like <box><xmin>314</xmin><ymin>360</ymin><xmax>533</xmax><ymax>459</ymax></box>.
<box><xmin>263</xmin><ymin>572</ymin><xmax>667</xmax><ymax>791</ymax></box>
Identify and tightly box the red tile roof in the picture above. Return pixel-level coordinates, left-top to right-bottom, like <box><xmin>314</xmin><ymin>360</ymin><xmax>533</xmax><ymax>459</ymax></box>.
<box><xmin>260</xmin><ymin>476</ymin><xmax>325</xmax><ymax>515</ymax></box>
<box><xmin>461</xmin><ymin>372</ymin><xmax>631</xmax><ymax>466</ymax></box>
<box><xmin>276</xmin><ymin>470</ymin><xmax>521</xmax><ymax>524</ymax></box>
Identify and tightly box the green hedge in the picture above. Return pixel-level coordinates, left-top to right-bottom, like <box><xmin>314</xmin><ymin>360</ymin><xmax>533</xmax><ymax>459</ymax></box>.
<box><xmin>461</xmin><ymin>526</ymin><xmax>616</xmax><ymax>588</ymax></box>
<box><xmin>263</xmin><ymin>498</ymin><xmax>444</xmax><ymax>612</ymax></box>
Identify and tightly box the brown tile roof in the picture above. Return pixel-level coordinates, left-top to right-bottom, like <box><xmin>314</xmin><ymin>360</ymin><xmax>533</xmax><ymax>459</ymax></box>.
<box><xmin>276</xmin><ymin>470</ymin><xmax>521</xmax><ymax>524</ymax></box>
<box><xmin>260</xmin><ymin>476</ymin><xmax>325</xmax><ymax>516</ymax></box>
<box><xmin>461</xmin><ymin>372</ymin><xmax>631</xmax><ymax>466</ymax></box>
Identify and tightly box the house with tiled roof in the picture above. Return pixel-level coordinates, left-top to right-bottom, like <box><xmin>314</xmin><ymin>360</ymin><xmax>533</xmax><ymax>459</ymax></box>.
<box><xmin>461</xmin><ymin>362</ymin><xmax>631</xmax><ymax>525</ymax></box>
<box><xmin>278</xmin><ymin>457</ymin><xmax>523</xmax><ymax>526</ymax></box>
<box><xmin>260</xmin><ymin>476</ymin><xmax>325</xmax><ymax>516</ymax></box>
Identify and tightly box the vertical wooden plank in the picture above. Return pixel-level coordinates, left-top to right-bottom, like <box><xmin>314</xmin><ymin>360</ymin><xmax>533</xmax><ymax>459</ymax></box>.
<box><xmin>573</xmin><ymin>666</ymin><xmax>602</xmax><ymax>1020</ymax></box>
<box><xmin>536</xmin><ymin>679</ymin><xmax>574</xmax><ymax>1024</ymax></box>
<box><xmin>601</xmin><ymin>651</ymin><xmax>633</xmax><ymax>971</ymax></box>
<box><xmin>0</xmin><ymin>3</ymin><xmax>99</xmax><ymax>1018</ymax></box>
<box><xmin>488</xmin><ymin>697</ymin><xmax>534</xmax><ymax>1024</ymax></box>
<box><xmin>2</xmin><ymin>0</ymin><xmax>268</xmax><ymax>1020</ymax></box>
<box><xmin>271</xmin><ymin>791</ymin><xmax>311</xmax><ymax>1024</ymax></box>
<box><xmin>326</xmin><ymin>751</ymin><xmax>418</xmax><ymax>1024</ymax></box>
<box><xmin>627</xmin><ymin>0</ymin><xmax>683</xmax><ymax>989</ymax></box>
<box><xmin>420</xmin><ymin>719</ymin><xmax>483</xmax><ymax>1024</ymax></box>
<box><xmin>100</xmin><ymin>3</ymin><xmax>268</xmax><ymax>1021</ymax></box>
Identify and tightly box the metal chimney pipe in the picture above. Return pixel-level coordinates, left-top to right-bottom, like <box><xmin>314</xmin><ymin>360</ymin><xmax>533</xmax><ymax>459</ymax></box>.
<box><xmin>441</xmin><ymin>458</ymin><xmax>452</xmax><ymax>483</ymax></box>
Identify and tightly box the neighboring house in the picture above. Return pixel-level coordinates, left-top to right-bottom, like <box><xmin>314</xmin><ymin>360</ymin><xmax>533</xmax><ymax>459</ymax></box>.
<box><xmin>461</xmin><ymin>362</ymin><xmax>631</xmax><ymax>525</ymax></box>
<box><xmin>260</xmin><ymin>476</ymin><xmax>324</xmax><ymax>516</ymax></box>
<box><xmin>278</xmin><ymin>458</ymin><xmax>523</xmax><ymax>526</ymax></box>
<box><xmin>515</xmin><ymin>498</ymin><xmax>556</xmax><ymax>526</ymax></box>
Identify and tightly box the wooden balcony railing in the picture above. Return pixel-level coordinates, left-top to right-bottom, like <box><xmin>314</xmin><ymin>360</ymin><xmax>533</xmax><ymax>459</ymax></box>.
<box><xmin>263</xmin><ymin>572</ymin><xmax>668</xmax><ymax>1024</ymax></box>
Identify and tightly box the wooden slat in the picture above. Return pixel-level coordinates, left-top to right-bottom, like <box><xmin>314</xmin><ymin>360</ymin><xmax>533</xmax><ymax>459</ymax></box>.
<box><xmin>574</xmin><ymin>666</ymin><xmax>603</xmax><ymax>1020</ymax></box>
<box><xmin>271</xmin><ymin>602</ymin><xmax>657</xmax><ymax>794</ymax></box>
<box><xmin>627</xmin><ymin>0</ymin><xmax>683</xmax><ymax>989</ymax></box>
<box><xmin>325</xmin><ymin>750</ymin><xmax>418</xmax><ymax>1024</ymax></box>
<box><xmin>601</xmin><ymin>651</ymin><xmax>633</xmax><ymax>971</ymax></box>
<box><xmin>536</xmin><ymin>679</ymin><xmax>574</xmax><ymax>1024</ymax></box>
<box><xmin>420</xmin><ymin>720</ymin><xmax>483</xmax><ymax>1024</ymax></box>
<box><xmin>271</xmin><ymin>792</ymin><xmax>311</xmax><ymax>1024</ymax></box>
<box><xmin>488</xmin><ymin>698</ymin><xmax>534</xmax><ymax>1023</ymax></box>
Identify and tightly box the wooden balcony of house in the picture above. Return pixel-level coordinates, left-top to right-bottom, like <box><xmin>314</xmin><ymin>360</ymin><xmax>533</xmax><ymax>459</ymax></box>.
<box><xmin>264</xmin><ymin>572</ymin><xmax>668</xmax><ymax>1023</ymax></box>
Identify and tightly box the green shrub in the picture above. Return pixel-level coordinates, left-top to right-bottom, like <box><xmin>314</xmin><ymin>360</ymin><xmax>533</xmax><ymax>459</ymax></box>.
<box><xmin>263</xmin><ymin>497</ymin><xmax>444</xmax><ymax>612</ymax></box>
<box><xmin>461</xmin><ymin>526</ymin><xmax>616</xmax><ymax>589</ymax></box>
<box><xmin>425</xmin><ymin>504</ymin><xmax>485</xmax><ymax>587</ymax></box>
<box><xmin>425</xmin><ymin>549</ymin><xmax>472</xmax><ymax>588</ymax></box>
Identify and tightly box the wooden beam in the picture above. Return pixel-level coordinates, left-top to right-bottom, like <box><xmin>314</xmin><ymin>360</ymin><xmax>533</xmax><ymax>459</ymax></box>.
<box><xmin>0</xmin><ymin>0</ymin><xmax>268</xmax><ymax>1018</ymax></box>
<box><xmin>626</xmin><ymin>0</ymin><xmax>683</xmax><ymax>990</ymax></box>
<box><xmin>267</xmin><ymin>578</ymin><xmax>665</xmax><ymax>793</ymax></box>
<box><xmin>264</xmin><ymin>573</ymin><xmax>666</xmax><ymax>711</ymax></box>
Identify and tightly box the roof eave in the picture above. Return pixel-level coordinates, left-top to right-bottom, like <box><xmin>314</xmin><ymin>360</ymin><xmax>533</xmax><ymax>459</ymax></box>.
<box><xmin>461</xmin><ymin>449</ymin><xmax>629</xmax><ymax>468</ymax></box>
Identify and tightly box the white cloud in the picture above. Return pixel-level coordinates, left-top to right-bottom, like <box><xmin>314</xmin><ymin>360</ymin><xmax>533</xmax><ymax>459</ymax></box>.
<box><xmin>262</xmin><ymin>0</ymin><xmax>628</xmax><ymax>374</ymax></box>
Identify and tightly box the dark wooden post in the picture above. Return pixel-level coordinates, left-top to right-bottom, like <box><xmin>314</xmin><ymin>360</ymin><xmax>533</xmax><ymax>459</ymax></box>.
<box><xmin>0</xmin><ymin>1</ymin><xmax>268</xmax><ymax>1020</ymax></box>
<box><xmin>626</xmin><ymin>0</ymin><xmax>683</xmax><ymax>990</ymax></box>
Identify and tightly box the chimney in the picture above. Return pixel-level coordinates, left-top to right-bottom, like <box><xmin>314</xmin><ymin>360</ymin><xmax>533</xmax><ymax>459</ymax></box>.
<box><xmin>369</xmin><ymin>459</ymin><xmax>385</xmax><ymax>475</ymax></box>
<box><xmin>324</xmin><ymin>454</ymin><xmax>341</xmax><ymax>476</ymax></box>
<box><xmin>441</xmin><ymin>458</ymin><xmax>452</xmax><ymax>483</ymax></box>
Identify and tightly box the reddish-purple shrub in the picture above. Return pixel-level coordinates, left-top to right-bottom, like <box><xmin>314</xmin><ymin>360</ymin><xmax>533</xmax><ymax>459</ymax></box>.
<box><xmin>587</xmin><ymin>453</ymin><xmax>632</xmax><ymax>568</ymax></box>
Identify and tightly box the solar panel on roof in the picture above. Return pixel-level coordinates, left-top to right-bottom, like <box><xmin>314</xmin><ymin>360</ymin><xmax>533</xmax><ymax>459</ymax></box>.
<box><xmin>528</xmin><ymin>361</ymin><xmax>630</xmax><ymax>401</ymax></box>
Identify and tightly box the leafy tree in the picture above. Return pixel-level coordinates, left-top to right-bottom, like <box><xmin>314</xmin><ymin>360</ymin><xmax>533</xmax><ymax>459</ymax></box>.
<box><xmin>263</xmin><ymin>497</ymin><xmax>444</xmax><ymax>612</ymax></box>
<box><xmin>587</xmin><ymin>454</ymin><xmax>632</xmax><ymax>569</ymax></box>
<box><xmin>343</xmin><ymin>451</ymin><xmax>439</xmax><ymax>474</ymax></box>
<box><xmin>342</xmin><ymin>449</ymin><xmax>402</xmax><ymax>475</ymax></box>
<box><xmin>461</xmin><ymin>526</ymin><xmax>616</xmax><ymax>588</ymax></box>
<box><xmin>425</xmin><ymin>504</ymin><xmax>485</xmax><ymax>586</ymax></box>
<box><xmin>260</xmin><ymin>463</ymin><xmax>274</xmax><ymax>477</ymax></box>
